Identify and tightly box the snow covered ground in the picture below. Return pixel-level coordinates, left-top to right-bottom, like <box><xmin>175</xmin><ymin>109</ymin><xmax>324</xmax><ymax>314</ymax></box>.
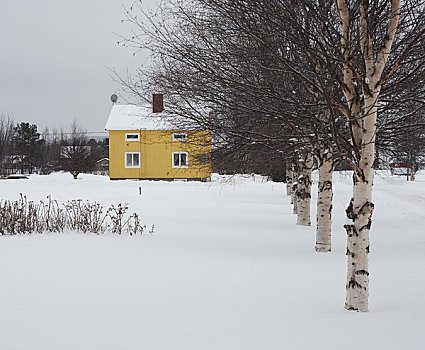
<box><xmin>0</xmin><ymin>171</ymin><xmax>424</xmax><ymax>350</ymax></box>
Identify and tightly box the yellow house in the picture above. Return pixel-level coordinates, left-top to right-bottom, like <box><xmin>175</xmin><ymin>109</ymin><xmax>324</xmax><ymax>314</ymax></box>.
<box><xmin>105</xmin><ymin>95</ymin><xmax>211</xmax><ymax>180</ymax></box>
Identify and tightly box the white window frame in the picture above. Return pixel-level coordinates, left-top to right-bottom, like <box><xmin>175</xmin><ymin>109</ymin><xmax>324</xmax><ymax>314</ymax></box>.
<box><xmin>172</xmin><ymin>133</ymin><xmax>187</xmax><ymax>142</ymax></box>
<box><xmin>125</xmin><ymin>133</ymin><xmax>140</xmax><ymax>141</ymax></box>
<box><xmin>172</xmin><ymin>152</ymin><xmax>189</xmax><ymax>168</ymax></box>
<box><xmin>125</xmin><ymin>152</ymin><xmax>141</xmax><ymax>168</ymax></box>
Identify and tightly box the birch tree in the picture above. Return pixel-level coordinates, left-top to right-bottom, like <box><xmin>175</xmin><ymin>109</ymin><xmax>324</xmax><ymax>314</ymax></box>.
<box><xmin>315</xmin><ymin>143</ymin><xmax>333</xmax><ymax>252</ymax></box>
<box><xmin>334</xmin><ymin>0</ymin><xmax>400</xmax><ymax>311</ymax></box>
<box><xmin>295</xmin><ymin>150</ymin><xmax>314</xmax><ymax>226</ymax></box>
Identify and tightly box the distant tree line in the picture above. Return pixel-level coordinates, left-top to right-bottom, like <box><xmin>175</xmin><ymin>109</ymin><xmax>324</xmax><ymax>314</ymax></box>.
<box><xmin>0</xmin><ymin>114</ymin><xmax>108</xmax><ymax>178</ymax></box>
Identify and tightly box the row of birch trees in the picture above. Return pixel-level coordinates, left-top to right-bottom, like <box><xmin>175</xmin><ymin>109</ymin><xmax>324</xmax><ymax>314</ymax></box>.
<box><xmin>118</xmin><ymin>0</ymin><xmax>425</xmax><ymax>311</ymax></box>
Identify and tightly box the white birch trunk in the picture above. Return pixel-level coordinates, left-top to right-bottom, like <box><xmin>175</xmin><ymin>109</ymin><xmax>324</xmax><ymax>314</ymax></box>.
<box><xmin>292</xmin><ymin>181</ymin><xmax>298</xmax><ymax>213</ymax></box>
<box><xmin>296</xmin><ymin>153</ymin><xmax>313</xmax><ymax>226</ymax></box>
<box><xmin>345</xmin><ymin>92</ymin><xmax>378</xmax><ymax>312</ymax></box>
<box><xmin>315</xmin><ymin>148</ymin><xmax>333</xmax><ymax>252</ymax></box>
<box><xmin>344</xmin><ymin>167</ymin><xmax>374</xmax><ymax>311</ymax></box>
<box><xmin>290</xmin><ymin>165</ymin><xmax>298</xmax><ymax>209</ymax></box>
<box><xmin>286</xmin><ymin>167</ymin><xmax>293</xmax><ymax>196</ymax></box>
<box><xmin>335</xmin><ymin>0</ymin><xmax>400</xmax><ymax>312</ymax></box>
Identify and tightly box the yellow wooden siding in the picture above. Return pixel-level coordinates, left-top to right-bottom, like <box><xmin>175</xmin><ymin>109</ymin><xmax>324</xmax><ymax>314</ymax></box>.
<box><xmin>108</xmin><ymin>129</ymin><xmax>211</xmax><ymax>179</ymax></box>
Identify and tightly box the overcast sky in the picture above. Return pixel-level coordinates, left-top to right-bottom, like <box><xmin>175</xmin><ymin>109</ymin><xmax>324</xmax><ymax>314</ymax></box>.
<box><xmin>0</xmin><ymin>0</ymin><xmax>157</xmax><ymax>135</ymax></box>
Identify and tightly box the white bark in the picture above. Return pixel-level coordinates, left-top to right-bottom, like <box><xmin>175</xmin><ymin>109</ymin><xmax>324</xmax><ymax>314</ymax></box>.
<box><xmin>286</xmin><ymin>167</ymin><xmax>293</xmax><ymax>196</ymax></box>
<box><xmin>292</xmin><ymin>181</ymin><xmax>298</xmax><ymax>213</ymax></box>
<box><xmin>315</xmin><ymin>148</ymin><xmax>333</xmax><ymax>252</ymax></box>
<box><xmin>296</xmin><ymin>153</ymin><xmax>313</xmax><ymax>226</ymax></box>
<box><xmin>344</xmin><ymin>159</ymin><xmax>374</xmax><ymax>311</ymax></box>
<box><xmin>335</xmin><ymin>0</ymin><xmax>400</xmax><ymax>312</ymax></box>
<box><xmin>290</xmin><ymin>164</ymin><xmax>298</xmax><ymax>209</ymax></box>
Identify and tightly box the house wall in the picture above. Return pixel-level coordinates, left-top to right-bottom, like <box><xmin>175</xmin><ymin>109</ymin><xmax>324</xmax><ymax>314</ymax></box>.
<box><xmin>108</xmin><ymin>129</ymin><xmax>211</xmax><ymax>180</ymax></box>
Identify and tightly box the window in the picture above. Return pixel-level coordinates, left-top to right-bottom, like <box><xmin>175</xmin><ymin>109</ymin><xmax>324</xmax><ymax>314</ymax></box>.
<box><xmin>172</xmin><ymin>133</ymin><xmax>187</xmax><ymax>141</ymax></box>
<box><xmin>125</xmin><ymin>152</ymin><xmax>140</xmax><ymax>168</ymax></box>
<box><xmin>172</xmin><ymin>152</ymin><xmax>188</xmax><ymax>168</ymax></box>
<box><xmin>125</xmin><ymin>133</ymin><xmax>140</xmax><ymax>141</ymax></box>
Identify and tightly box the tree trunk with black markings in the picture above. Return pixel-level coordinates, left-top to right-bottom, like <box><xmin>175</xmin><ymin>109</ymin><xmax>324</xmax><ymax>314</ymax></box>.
<box><xmin>335</xmin><ymin>0</ymin><xmax>400</xmax><ymax>312</ymax></box>
<box><xmin>316</xmin><ymin>147</ymin><xmax>333</xmax><ymax>252</ymax></box>
<box><xmin>286</xmin><ymin>164</ymin><xmax>293</xmax><ymax>196</ymax></box>
<box><xmin>296</xmin><ymin>152</ymin><xmax>313</xmax><ymax>226</ymax></box>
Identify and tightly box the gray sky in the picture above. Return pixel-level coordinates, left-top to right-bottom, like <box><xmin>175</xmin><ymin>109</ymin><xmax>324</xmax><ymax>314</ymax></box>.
<box><xmin>0</xmin><ymin>0</ymin><xmax>157</xmax><ymax>135</ymax></box>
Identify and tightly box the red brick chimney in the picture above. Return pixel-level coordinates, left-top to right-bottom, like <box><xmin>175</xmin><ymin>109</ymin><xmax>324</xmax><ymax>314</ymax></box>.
<box><xmin>152</xmin><ymin>93</ymin><xmax>164</xmax><ymax>113</ymax></box>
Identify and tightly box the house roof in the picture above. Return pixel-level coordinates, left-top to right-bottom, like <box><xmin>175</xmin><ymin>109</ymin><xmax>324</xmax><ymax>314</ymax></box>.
<box><xmin>105</xmin><ymin>104</ymin><xmax>185</xmax><ymax>131</ymax></box>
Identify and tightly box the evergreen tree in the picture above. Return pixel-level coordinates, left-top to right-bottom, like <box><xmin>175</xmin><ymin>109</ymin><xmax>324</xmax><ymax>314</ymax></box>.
<box><xmin>13</xmin><ymin>122</ymin><xmax>44</xmax><ymax>174</ymax></box>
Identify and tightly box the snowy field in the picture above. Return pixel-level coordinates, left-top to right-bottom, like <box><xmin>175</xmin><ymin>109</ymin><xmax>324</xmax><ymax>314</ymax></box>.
<box><xmin>0</xmin><ymin>171</ymin><xmax>424</xmax><ymax>350</ymax></box>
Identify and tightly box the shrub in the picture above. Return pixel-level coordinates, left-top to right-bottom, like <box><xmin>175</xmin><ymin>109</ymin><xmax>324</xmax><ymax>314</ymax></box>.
<box><xmin>0</xmin><ymin>195</ymin><xmax>147</xmax><ymax>236</ymax></box>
